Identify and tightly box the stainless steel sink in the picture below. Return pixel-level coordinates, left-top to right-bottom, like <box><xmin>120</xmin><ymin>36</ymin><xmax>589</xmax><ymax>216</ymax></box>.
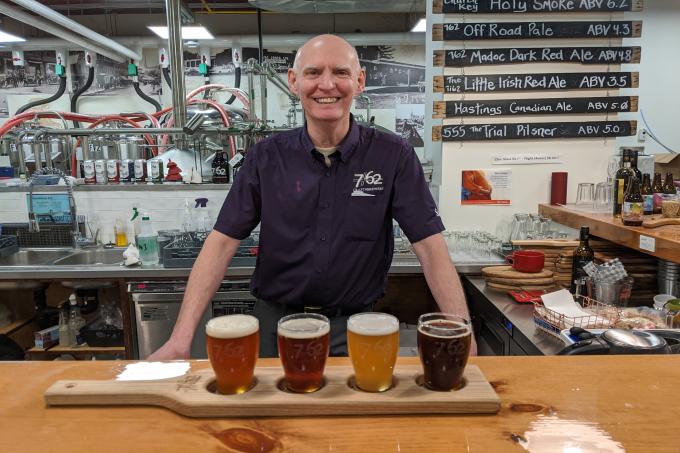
<box><xmin>52</xmin><ymin>248</ymin><xmax>126</xmax><ymax>266</ymax></box>
<box><xmin>0</xmin><ymin>249</ymin><xmax>73</xmax><ymax>266</ymax></box>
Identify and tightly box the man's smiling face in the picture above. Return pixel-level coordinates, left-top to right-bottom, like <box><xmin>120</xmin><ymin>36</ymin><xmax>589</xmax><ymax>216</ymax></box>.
<box><xmin>288</xmin><ymin>35</ymin><xmax>366</xmax><ymax>126</ymax></box>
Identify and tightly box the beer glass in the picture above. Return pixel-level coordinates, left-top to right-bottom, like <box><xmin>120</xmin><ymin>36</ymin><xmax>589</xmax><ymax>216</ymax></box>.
<box><xmin>277</xmin><ymin>313</ymin><xmax>330</xmax><ymax>393</ymax></box>
<box><xmin>206</xmin><ymin>314</ymin><xmax>259</xmax><ymax>395</ymax></box>
<box><xmin>347</xmin><ymin>312</ymin><xmax>400</xmax><ymax>392</ymax></box>
<box><xmin>417</xmin><ymin>313</ymin><xmax>471</xmax><ymax>391</ymax></box>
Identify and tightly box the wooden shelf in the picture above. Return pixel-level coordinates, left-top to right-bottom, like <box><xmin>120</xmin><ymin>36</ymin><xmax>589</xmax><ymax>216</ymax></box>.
<box><xmin>28</xmin><ymin>345</ymin><xmax>125</xmax><ymax>354</ymax></box>
<box><xmin>539</xmin><ymin>204</ymin><xmax>680</xmax><ymax>263</ymax></box>
<box><xmin>0</xmin><ymin>317</ymin><xmax>33</xmax><ymax>336</ymax></box>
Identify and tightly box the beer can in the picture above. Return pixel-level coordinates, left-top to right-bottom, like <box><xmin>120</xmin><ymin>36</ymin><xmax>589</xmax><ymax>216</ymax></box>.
<box><xmin>150</xmin><ymin>160</ymin><xmax>164</xmax><ymax>184</ymax></box>
<box><xmin>94</xmin><ymin>159</ymin><xmax>107</xmax><ymax>184</ymax></box>
<box><xmin>83</xmin><ymin>160</ymin><xmax>96</xmax><ymax>184</ymax></box>
<box><xmin>106</xmin><ymin>159</ymin><xmax>120</xmax><ymax>184</ymax></box>
<box><xmin>134</xmin><ymin>159</ymin><xmax>147</xmax><ymax>183</ymax></box>
<box><xmin>119</xmin><ymin>159</ymin><xmax>132</xmax><ymax>182</ymax></box>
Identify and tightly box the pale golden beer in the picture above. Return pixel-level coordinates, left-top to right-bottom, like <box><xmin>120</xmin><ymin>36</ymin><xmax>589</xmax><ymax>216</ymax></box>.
<box><xmin>277</xmin><ymin>313</ymin><xmax>330</xmax><ymax>393</ymax></box>
<box><xmin>206</xmin><ymin>314</ymin><xmax>259</xmax><ymax>395</ymax></box>
<box><xmin>347</xmin><ymin>312</ymin><xmax>400</xmax><ymax>392</ymax></box>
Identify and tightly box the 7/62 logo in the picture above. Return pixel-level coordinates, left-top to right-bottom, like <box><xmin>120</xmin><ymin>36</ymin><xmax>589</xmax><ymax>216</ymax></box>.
<box><xmin>352</xmin><ymin>171</ymin><xmax>384</xmax><ymax>197</ymax></box>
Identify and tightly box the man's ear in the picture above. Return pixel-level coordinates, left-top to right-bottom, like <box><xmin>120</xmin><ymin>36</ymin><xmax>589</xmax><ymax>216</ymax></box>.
<box><xmin>288</xmin><ymin>68</ymin><xmax>299</xmax><ymax>96</ymax></box>
<box><xmin>355</xmin><ymin>68</ymin><xmax>366</xmax><ymax>94</ymax></box>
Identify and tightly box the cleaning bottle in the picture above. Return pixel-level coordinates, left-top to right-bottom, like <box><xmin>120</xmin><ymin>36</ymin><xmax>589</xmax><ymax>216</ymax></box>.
<box><xmin>130</xmin><ymin>206</ymin><xmax>141</xmax><ymax>244</ymax></box>
<box><xmin>137</xmin><ymin>213</ymin><xmax>159</xmax><ymax>265</ymax></box>
<box><xmin>194</xmin><ymin>198</ymin><xmax>213</xmax><ymax>234</ymax></box>
<box><xmin>68</xmin><ymin>294</ymin><xmax>86</xmax><ymax>347</ymax></box>
<box><xmin>58</xmin><ymin>305</ymin><xmax>71</xmax><ymax>347</ymax></box>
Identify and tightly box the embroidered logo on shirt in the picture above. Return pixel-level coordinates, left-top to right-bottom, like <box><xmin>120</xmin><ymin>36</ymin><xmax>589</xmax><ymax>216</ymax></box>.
<box><xmin>352</xmin><ymin>171</ymin><xmax>384</xmax><ymax>197</ymax></box>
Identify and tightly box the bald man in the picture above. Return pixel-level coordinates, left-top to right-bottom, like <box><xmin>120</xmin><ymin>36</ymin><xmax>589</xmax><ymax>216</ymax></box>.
<box><xmin>149</xmin><ymin>35</ymin><xmax>475</xmax><ymax>360</ymax></box>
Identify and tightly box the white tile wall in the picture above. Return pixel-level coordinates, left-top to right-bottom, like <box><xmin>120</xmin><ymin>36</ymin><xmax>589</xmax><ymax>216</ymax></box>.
<box><xmin>0</xmin><ymin>188</ymin><xmax>228</xmax><ymax>240</ymax></box>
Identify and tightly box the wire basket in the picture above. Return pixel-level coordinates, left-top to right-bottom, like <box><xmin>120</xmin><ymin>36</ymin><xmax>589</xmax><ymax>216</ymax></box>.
<box><xmin>533</xmin><ymin>294</ymin><xmax>622</xmax><ymax>339</ymax></box>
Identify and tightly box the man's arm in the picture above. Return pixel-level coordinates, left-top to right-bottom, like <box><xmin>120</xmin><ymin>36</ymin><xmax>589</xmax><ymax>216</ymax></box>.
<box><xmin>147</xmin><ymin>230</ymin><xmax>241</xmax><ymax>360</ymax></box>
<box><xmin>411</xmin><ymin>232</ymin><xmax>478</xmax><ymax>355</ymax></box>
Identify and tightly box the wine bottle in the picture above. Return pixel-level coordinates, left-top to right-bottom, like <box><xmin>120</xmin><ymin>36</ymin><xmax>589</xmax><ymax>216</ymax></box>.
<box><xmin>613</xmin><ymin>150</ymin><xmax>634</xmax><ymax>217</ymax></box>
<box><xmin>570</xmin><ymin>226</ymin><xmax>595</xmax><ymax>295</ymax></box>
<box><xmin>629</xmin><ymin>149</ymin><xmax>643</xmax><ymax>182</ymax></box>
<box><xmin>652</xmin><ymin>172</ymin><xmax>664</xmax><ymax>214</ymax></box>
<box><xmin>663</xmin><ymin>172</ymin><xmax>676</xmax><ymax>195</ymax></box>
<box><xmin>622</xmin><ymin>175</ymin><xmax>644</xmax><ymax>227</ymax></box>
<box><xmin>641</xmin><ymin>173</ymin><xmax>653</xmax><ymax>215</ymax></box>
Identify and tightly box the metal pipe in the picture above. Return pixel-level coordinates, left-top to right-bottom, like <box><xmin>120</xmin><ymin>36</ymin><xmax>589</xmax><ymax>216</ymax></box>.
<box><xmin>246</xmin><ymin>60</ymin><xmax>258</xmax><ymax>123</ymax></box>
<box><xmin>166</xmin><ymin>0</ymin><xmax>187</xmax><ymax>129</ymax></box>
<box><xmin>8</xmin><ymin>0</ymin><xmax>142</xmax><ymax>61</ymax></box>
<box><xmin>15</xmin><ymin>33</ymin><xmax>426</xmax><ymax>51</ymax></box>
<box><xmin>0</xmin><ymin>3</ymin><xmax>127</xmax><ymax>62</ymax></box>
<box><xmin>259</xmin><ymin>74</ymin><xmax>268</xmax><ymax>126</ymax></box>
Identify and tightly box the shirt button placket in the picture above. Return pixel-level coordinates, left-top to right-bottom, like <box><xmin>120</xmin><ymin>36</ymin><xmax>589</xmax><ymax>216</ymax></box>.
<box><xmin>315</xmin><ymin>166</ymin><xmax>334</xmax><ymax>273</ymax></box>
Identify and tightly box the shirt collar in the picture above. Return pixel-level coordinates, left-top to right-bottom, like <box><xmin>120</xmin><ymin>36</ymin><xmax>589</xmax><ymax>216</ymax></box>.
<box><xmin>299</xmin><ymin>114</ymin><xmax>361</xmax><ymax>163</ymax></box>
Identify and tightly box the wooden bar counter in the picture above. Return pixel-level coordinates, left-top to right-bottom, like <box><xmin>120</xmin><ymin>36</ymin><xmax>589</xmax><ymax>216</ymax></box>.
<box><xmin>1</xmin><ymin>356</ymin><xmax>679</xmax><ymax>452</ymax></box>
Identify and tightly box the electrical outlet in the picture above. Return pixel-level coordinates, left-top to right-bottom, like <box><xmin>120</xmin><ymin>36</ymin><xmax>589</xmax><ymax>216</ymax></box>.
<box><xmin>637</xmin><ymin>128</ymin><xmax>647</xmax><ymax>142</ymax></box>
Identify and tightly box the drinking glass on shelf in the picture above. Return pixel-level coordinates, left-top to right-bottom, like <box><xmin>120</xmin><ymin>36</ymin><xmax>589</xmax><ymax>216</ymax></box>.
<box><xmin>576</xmin><ymin>183</ymin><xmax>596</xmax><ymax>207</ymax></box>
<box><xmin>594</xmin><ymin>181</ymin><xmax>614</xmax><ymax>211</ymax></box>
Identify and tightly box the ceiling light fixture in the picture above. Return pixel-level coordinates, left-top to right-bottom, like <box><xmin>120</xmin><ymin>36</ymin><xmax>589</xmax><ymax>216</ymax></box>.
<box><xmin>148</xmin><ymin>26</ymin><xmax>214</xmax><ymax>40</ymax></box>
<box><xmin>411</xmin><ymin>18</ymin><xmax>426</xmax><ymax>33</ymax></box>
<box><xmin>0</xmin><ymin>30</ymin><xmax>26</xmax><ymax>43</ymax></box>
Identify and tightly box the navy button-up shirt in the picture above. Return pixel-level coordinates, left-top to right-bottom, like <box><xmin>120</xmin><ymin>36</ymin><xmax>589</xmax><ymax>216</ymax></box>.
<box><xmin>214</xmin><ymin>116</ymin><xmax>445</xmax><ymax>311</ymax></box>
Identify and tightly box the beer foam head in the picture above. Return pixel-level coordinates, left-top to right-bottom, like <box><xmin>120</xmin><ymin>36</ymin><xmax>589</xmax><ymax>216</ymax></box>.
<box><xmin>418</xmin><ymin>319</ymin><xmax>470</xmax><ymax>339</ymax></box>
<box><xmin>278</xmin><ymin>317</ymin><xmax>330</xmax><ymax>339</ymax></box>
<box><xmin>206</xmin><ymin>314</ymin><xmax>259</xmax><ymax>339</ymax></box>
<box><xmin>348</xmin><ymin>312</ymin><xmax>399</xmax><ymax>336</ymax></box>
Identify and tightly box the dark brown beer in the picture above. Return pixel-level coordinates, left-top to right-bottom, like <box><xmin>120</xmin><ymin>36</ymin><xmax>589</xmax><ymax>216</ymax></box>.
<box><xmin>277</xmin><ymin>315</ymin><xmax>330</xmax><ymax>393</ymax></box>
<box><xmin>417</xmin><ymin>315</ymin><xmax>471</xmax><ymax>391</ymax></box>
<box><xmin>206</xmin><ymin>314</ymin><xmax>259</xmax><ymax>395</ymax></box>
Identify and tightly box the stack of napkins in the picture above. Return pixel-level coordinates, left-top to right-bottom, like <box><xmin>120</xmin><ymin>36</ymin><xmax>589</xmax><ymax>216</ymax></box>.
<box><xmin>540</xmin><ymin>289</ymin><xmax>612</xmax><ymax>328</ymax></box>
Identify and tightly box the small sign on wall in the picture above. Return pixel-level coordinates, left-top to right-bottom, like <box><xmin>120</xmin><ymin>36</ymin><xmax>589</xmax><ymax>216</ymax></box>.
<box><xmin>492</xmin><ymin>153</ymin><xmax>562</xmax><ymax>165</ymax></box>
<box><xmin>461</xmin><ymin>169</ymin><xmax>512</xmax><ymax>205</ymax></box>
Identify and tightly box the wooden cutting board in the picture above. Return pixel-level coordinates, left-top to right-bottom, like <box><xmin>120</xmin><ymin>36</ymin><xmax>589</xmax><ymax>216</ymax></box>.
<box><xmin>642</xmin><ymin>217</ymin><xmax>680</xmax><ymax>228</ymax></box>
<box><xmin>44</xmin><ymin>364</ymin><xmax>500</xmax><ymax>418</ymax></box>
<box><xmin>485</xmin><ymin>276</ymin><xmax>555</xmax><ymax>286</ymax></box>
<box><xmin>487</xmin><ymin>282</ymin><xmax>555</xmax><ymax>292</ymax></box>
<box><xmin>482</xmin><ymin>265</ymin><xmax>553</xmax><ymax>279</ymax></box>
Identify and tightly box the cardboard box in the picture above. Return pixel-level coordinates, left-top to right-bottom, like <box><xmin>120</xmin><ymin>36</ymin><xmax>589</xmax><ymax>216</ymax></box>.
<box><xmin>34</xmin><ymin>325</ymin><xmax>59</xmax><ymax>349</ymax></box>
<box><xmin>654</xmin><ymin>154</ymin><xmax>680</xmax><ymax>179</ymax></box>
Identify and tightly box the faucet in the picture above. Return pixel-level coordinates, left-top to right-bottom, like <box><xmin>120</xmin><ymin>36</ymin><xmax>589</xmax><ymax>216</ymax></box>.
<box><xmin>27</xmin><ymin>167</ymin><xmax>85</xmax><ymax>248</ymax></box>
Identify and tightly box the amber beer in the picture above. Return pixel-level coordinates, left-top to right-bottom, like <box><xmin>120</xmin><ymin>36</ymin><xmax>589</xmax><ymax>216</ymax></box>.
<box><xmin>206</xmin><ymin>314</ymin><xmax>259</xmax><ymax>395</ymax></box>
<box><xmin>277</xmin><ymin>313</ymin><xmax>330</xmax><ymax>393</ymax></box>
<box><xmin>347</xmin><ymin>313</ymin><xmax>400</xmax><ymax>392</ymax></box>
<box><xmin>417</xmin><ymin>313</ymin><xmax>471</xmax><ymax>391</ymax></box>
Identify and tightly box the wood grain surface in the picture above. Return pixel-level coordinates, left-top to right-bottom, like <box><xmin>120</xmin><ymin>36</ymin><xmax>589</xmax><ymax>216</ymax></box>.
<box><xmin>3</xmin><ymin>356</ymin><xmax>680</xmax><ymax>452</ymax></box>
<box><xmin>539</xmin><ymin>204</ymin><xmax>680</xmax><ymax>263</ymax></box>
<box><xmin>482</xmin><ymin>266</ymin><xmax>554</xmax><ymax>279</ymax></box>
<box><xmin>44</xmin><ymin>365</ymin><xmax>500</xmax><ymax>417</ymax></box>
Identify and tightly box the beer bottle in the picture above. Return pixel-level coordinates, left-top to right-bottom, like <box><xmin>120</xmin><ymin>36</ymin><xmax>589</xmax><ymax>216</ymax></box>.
<box><xmin>570</xmin><ymin>226</ymin><xmax>595</xmax><ymax>295</ymax></box>
<box><xmin>629</xmin><ymin>149</ymin><xmax>643</xmax><ymax>182</ymax></box>
<box><xmin>212</xmin><ymin>149</ymin><xmax>230</xmax><ymax>184</ymax></box>
<box><xmin>663</xmin><ymin>172</ymin><xmax>676</xmax><ymax>195</ymax></box>
<box><xmin>652</xmin><ymin>172</ymin><xmax>664</xmax><ymax>214</ymax></box>
<box><xmin>640</xmin><ymin>173</ymin><xmax>653</xmax><ymax>215</ymax></box>
<box><xmin>622</xmin><ymin>175</ymin><xmax>644</xmax><ymax>227</ymax></box>
<box><xmin>613</xmin><ymin>150</ymin><xmax>634</xmax><ymax>217</ymax></box>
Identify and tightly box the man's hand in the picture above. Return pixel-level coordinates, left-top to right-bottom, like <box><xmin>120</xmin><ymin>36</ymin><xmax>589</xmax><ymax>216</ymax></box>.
<box><xmin>147</xmin><ymin>338</ymin><xmax>190</xmax><ymax>361</ymax></box>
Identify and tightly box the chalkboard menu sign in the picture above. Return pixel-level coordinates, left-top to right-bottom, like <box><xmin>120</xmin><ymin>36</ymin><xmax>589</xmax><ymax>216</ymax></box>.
<box><xmin>433</xmin><ymin>121</ymin><xmax>636</xmax><ymax>141</ymax></box>
<box><xmin>433</xmin><ymin>0</ymin><xmax>643</xmax><ymax>14</ymax></box>
<box><xmin>433</xmin><ymin>21</ymin><xmax>641</xmax><ymax>41</ymax></box>
<box><xmin>434</xmin><ymin>72</ymin><xmax>639</xmax><ymax>93</ymax></box>
<box><xmin>433</xmin><ymin>96</ymin><xmax>638</xmax><ymax>118</ymax></box>
<box><xmin>433</xmin><ymin>46</ymin><xmax>641</xmax><ymax>67</ymax></box>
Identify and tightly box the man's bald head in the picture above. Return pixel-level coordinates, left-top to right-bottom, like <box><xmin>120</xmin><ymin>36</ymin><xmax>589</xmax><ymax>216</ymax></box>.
<box><xmin>292</xmin><ymin>34</ymin><xmax>361</xmax><ymax>73</ymax></box>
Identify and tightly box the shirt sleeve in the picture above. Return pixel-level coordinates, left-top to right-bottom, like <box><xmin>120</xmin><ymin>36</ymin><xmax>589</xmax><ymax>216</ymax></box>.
<box><xmin>391</xmin><ymin>143</ymin><xmax>445</xmax><ymax>243</ymax></box>
<box><xmin>213</xmin><ymin>146</ymin><xmax>262</xmax><ymax>240</ymax></box>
